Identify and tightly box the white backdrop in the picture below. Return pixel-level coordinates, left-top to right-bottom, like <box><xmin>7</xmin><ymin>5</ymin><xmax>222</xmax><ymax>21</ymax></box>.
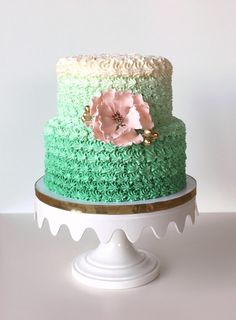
<box><xmin>0</xmin><ymin>0</ymin><xmax>235</xmax><ymax>213</ymax></box>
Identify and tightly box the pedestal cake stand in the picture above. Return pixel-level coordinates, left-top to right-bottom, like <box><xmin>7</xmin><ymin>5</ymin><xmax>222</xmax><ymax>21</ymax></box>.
<box><xmin>35</xmin><ymin>175</ymin><xmax>197</xmax><ymax>289</ymax></box>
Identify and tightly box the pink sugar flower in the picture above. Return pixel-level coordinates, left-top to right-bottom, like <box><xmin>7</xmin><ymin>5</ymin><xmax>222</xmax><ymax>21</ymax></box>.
<box><xmin>89</xmin><ymin>89</ymin><xmax>154</xmax><ymax>147</ymax></box>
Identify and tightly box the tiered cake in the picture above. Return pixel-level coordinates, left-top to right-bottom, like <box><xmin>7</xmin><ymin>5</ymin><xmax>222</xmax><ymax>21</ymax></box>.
<box><xmin>44</xmin><ymin>54</ymin><xmax>186</xmax><ymax>202</ymax></box>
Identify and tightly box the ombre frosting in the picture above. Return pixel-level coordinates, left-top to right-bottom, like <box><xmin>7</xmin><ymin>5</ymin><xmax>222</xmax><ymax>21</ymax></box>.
<box><xmin>44</xmin><ymin>54</ymin><xmax>187</xmax><ymax>203</ymax></box>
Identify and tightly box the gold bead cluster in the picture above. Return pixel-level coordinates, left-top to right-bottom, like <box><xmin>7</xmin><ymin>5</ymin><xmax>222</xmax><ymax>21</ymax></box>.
<box><xmin>81</xmin><ymin>105</ymin><xmax>92</xmax><ymax>127</ymax></box>
<box><xmin>143</xmin><ymin>129</ymin><xmax>159</xmax><ymax>145</ymax></box>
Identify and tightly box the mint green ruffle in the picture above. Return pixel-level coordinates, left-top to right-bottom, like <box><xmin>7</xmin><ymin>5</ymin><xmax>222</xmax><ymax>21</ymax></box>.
<box><xmin>57</xmin><ymin>75</ymin><xmax>172</xmax><ymax>126</ymax></box>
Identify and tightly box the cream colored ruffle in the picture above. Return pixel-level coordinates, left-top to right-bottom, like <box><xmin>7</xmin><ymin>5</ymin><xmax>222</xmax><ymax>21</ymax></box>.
<box><xmin>56</xmin><ymin>54</ymin><xmax>172</xmax><ymax>77</ymax></box>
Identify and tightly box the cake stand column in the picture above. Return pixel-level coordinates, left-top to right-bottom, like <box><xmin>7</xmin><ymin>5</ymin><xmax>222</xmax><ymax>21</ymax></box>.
<box><xmin>72</xmin><ymin>229</ymin><xmax>160</xmax><ymax>289</ymax></box>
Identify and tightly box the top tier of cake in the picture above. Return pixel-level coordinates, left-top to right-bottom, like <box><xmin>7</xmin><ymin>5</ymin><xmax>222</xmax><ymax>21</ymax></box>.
<box><xmin>56</xmin><ymin>54</ymin><xmax>173</xmax><ymax>126</ymax></box>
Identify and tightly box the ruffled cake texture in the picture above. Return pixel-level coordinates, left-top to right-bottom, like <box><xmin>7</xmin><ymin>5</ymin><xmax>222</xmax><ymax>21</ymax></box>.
<box><xmin>44</xmin><ymin>54</ymin><xmax>186</xmax><ymax>202</ymax></box>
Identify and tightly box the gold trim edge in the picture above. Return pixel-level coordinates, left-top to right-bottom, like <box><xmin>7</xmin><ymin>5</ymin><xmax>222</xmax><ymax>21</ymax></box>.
<box><xmin>35</xmin><ymin>177</ymin><xmax>197</xmax><ymax>215</ymax></box>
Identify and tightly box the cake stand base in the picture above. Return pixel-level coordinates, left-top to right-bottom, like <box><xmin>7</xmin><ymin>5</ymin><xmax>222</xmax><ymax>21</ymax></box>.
<box><xmin>72</xmin><ymin>230</ymin><xmax>160</xmax><ymax>289</ymax></box>
<box><xmin>35</xmin><ymin>175</ymin><xmax>197</xmax><ymax>290</ymax></box>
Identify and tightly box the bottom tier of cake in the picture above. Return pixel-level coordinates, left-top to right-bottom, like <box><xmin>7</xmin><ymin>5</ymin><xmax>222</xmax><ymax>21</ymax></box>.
<box><xmin>44</xmin><ymin>116</ymin><xmax>186</xmax><ymax>202</ymax></box>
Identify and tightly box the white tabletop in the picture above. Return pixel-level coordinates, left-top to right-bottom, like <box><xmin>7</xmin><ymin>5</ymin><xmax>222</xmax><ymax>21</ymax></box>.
<box><xmin>1</xmin><ymin>213</ymin><xmax>236</xmax><ymax>320</ymax></box>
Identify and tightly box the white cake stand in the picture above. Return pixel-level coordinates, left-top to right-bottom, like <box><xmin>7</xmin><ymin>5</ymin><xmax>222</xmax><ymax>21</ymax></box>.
<box><xmin>35</xmin><ymin>175</ymin><xmax>197</xmax><ymax>289</ymax></box>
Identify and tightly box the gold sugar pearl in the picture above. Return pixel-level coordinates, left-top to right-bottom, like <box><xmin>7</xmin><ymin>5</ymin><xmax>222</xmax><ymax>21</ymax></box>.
<box><xmin>144</xmin><ymin>138</ymin><xmax>151</xmax><ymax>145</ymax></box>
<box><xmin>144</xmin><ymin>129</ymin><xmax>152</xmax><ymax>137</ymax></box>
<box><xmin>152</xmin><ymin>131</ymin><xmax>159</xmax><ymax>139</ymax></box>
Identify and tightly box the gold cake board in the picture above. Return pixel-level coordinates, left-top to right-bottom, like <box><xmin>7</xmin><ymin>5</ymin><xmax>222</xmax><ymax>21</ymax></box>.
<box><xmin>35</xmin><ymin>175</ymin><xmax>196</xmax><ymax>215</ymax></box>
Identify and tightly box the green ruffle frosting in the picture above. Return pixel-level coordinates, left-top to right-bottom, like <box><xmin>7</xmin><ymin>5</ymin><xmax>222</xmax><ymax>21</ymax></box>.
<box><xmin>57</xmin><ymin>75</ymin><xmax>172</xmax><ymax>126</ymax></box>
<box><xmin>44</xmin><ymin>116</ymin><xmax>186</xmax><ymax>202</ymax></box>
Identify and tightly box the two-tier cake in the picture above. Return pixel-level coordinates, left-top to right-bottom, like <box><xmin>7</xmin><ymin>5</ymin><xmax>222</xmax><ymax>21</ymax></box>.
<box><xmin>43</xmin><ymin>54</ymin><xmax>186</xmax><ymax>203</ymax></box>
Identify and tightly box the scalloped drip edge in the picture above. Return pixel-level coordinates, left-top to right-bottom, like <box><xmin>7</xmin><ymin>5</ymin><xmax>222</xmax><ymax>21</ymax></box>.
<box><xmin>35</xmin><ymin>197</ymin><xmax>197</xmax><ymax>243</ymax></box>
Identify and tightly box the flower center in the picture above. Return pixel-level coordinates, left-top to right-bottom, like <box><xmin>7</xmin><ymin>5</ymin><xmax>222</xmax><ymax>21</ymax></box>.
<box><xmin>112</xmin><ymin>111</ymin><xmax>124</xmax><ymax>128</ymax></box>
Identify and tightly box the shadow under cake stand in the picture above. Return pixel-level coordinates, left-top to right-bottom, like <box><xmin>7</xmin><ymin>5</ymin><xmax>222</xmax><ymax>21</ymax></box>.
<box><xmin>35</xmin><ymin>175</ymin><xmax>197</xmax><ymax>289</ymax></box>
